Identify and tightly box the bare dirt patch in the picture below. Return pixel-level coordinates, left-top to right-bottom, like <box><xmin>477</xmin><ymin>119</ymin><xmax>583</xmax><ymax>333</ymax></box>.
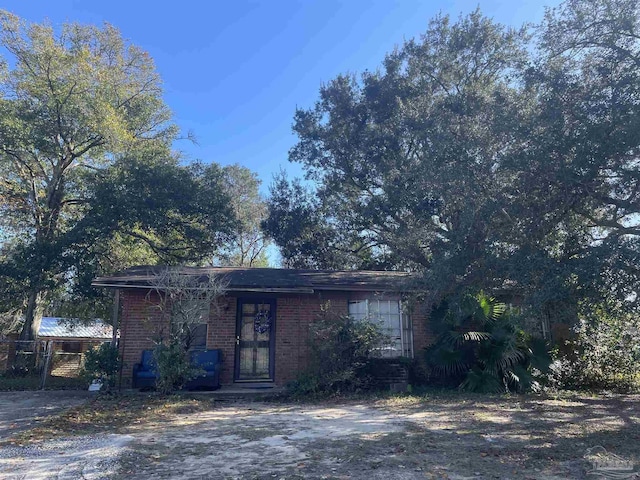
<box><xmin>1</xmin><ymin>393</ymin><xmax>639</xmax><ymax>479</ymax></box>
<box><xmin>0</xmin><ymin>390</ymin><xmax>90</xmax><ymax>441</ymax></box>
<box><xmin>116</xmin><ymin>403</ymin><xmax>409</xmax><ymax>479</ymax></box>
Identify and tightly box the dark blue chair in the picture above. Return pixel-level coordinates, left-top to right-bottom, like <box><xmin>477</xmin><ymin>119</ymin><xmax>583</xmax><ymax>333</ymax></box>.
<box><xmin>132</xmin><ymin>350</ymin><xmax>158</xmax><ymax>389</ymax></box>
<box><xmin>185</xmin><ymin>349</ymin><xmax>222</xmax><ymax>391</ymax></box>
<box><xmin>132</xmin><ymin>348</ymin><xmax>223</xmax><ymax>391</ymax></box>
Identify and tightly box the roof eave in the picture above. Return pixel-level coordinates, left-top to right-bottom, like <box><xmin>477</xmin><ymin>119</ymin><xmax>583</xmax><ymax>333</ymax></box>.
<box><xmin>91</xmin><ymin>281</ymin><xmax>411</xmax><ymax>294</ymax></box>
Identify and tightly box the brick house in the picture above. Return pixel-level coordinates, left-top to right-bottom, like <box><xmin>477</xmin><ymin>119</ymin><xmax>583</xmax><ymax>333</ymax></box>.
<box><xmin>93</xmin><ymin>266</ymin><xmax>433</xmax><ymax>387</ymax></box>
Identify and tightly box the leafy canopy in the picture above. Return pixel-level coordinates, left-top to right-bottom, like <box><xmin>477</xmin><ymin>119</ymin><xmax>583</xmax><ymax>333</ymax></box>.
<box><xmin>0</xmin><ymin>12</ymin><xmax>234</xmax><ymax>338</ymax></box>
<box><xmin>266</xmin><ymin>0</ymin><xmax>640</xmax><ymax>322</ymax></box>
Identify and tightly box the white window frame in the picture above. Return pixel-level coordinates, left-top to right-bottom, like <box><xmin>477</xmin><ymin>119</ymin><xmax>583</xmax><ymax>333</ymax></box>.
<box><xmin>348</xmin><ymin>298</ymin><xmax>413</xmax><ymax>358</ymax></box>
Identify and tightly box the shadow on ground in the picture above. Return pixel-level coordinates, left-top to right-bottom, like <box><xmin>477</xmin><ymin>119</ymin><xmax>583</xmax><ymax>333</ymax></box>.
<box><xmin>1</xmin><ymin>392</ymin><xmax>639</xmax><ymax>479</ymax></box>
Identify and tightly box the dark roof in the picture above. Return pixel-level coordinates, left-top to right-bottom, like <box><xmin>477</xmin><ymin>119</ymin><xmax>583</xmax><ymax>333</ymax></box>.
<box><xmin>39</xmin><ymin>317</ymin><xmax>113</xmax><ymax>339</ymax></box>
<box><xmin>92</xmin><ymin>266</ymin><xmax>415</xmax><ymax>293</ymax></box>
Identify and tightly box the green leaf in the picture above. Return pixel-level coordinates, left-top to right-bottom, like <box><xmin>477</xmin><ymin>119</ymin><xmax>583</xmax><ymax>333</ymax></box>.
<box><xmin>460</xmin><ymin>367</ymin><xmax>505</xmax><ymax>393</ymax></box>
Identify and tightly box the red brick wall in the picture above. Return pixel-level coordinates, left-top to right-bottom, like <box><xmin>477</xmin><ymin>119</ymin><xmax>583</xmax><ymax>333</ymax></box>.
<box><xmin>274</xmin><ymin>292</ymin><xmax>349</xmax><ymax>385</ymax></box>
<box><xmin>411</xmin><ymin>301</ymin><xmax>435</xmax><ymax>358</ymax></box>
<box><xmin>118</xmin><ymin>288</ymin><xmax>434</xmax><ymax>387</ymax></box>
<box><xmin>118</xmin><ymin>289</ymin><xmax>168</xmax><ymax>386</ymax></box>
<box><xmin>209</xmin><ymin>296</ymin><xmax>237</xmax><ymax>385</ymax></box>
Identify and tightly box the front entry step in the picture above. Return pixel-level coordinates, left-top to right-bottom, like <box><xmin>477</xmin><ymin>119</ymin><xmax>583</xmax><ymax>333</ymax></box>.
<box><xmin>233</xmin><ymin>382</ymin><xmax>276</xmax><ymax>389</ymax></box>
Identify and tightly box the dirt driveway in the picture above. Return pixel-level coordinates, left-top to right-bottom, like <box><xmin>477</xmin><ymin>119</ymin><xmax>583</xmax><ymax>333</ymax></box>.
<box><xmin>0</xmin><ymin>390</ymin><xmax>89</xmax><ymax>441</ymax></box>
<box><xmin>1</xmin><ymin>393</ymin><xmax>639</xmax><ymax>479</ymax></box>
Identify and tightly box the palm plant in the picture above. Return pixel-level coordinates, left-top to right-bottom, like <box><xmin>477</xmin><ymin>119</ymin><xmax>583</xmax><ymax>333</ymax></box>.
<box><xmin>426</xmin><ymin>292</ymin><xmax>551</xmax><ymax>393</ymax></box>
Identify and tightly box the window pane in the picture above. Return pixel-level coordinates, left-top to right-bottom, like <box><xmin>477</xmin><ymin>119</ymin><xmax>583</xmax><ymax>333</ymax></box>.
<box><xmin>387</xmin><ymin>314</ymin><xmax>401</xmax><ymax>335</ymax></box>
<box><xmin>241</xmin><ymin>315</ymin><xmax>255</xmax><ymax>338</ymax></box>
<box><xmin>190</xmin><ymin>323</ymin><xmax>207</xmax><ymax>350</ymax></box>
<box><xmin>378</xmin><ymin>301</ymin><xmax>390</xmax><ymax>315</ymax></box>
<box><xmin>389</xmin><ymin>301</ymin><xmax>400</xmax><ymax>314</ymax></box>
<box><xmin>242</xmin><ymin>303</ymin><xmax>257</xmax><ymax>315</ymax></box>
<box><xmin>348</xmin><ymin>300</ymin><xmax>367</xmax><ymax>320</ymax></box>
<box><xmin>369</xmin><ymin>300</ymin><xmax>380</xmax><ymax>315</ymax></box>
<box><xmin>257</xmin><ymin>303</ymin><xmax>271</xmax><ymax>314</ymax></box>
<box><xmin>350</xmin><ymin>298</ymin><xmax>412</xmax><ymax>358</ymax></box>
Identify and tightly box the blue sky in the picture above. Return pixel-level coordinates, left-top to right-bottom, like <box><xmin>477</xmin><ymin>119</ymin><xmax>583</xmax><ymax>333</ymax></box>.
<box><xmin>2</xmin><ymin>0</ymin><xmax>559</xmax><ymax>193</ymax></box>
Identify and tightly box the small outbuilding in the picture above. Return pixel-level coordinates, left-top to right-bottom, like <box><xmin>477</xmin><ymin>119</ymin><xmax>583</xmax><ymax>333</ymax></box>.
<box><xmin>37</xmin><ymin>317</ymin><xmax>114</xmax><ymax>377</ymax></box>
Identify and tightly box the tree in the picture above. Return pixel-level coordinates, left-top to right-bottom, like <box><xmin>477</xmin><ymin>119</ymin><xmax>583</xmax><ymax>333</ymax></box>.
<box><xmin>0</xmin><ymin>12</ymin><xmax>234</xmax><ymax>340</ymax></box>
<box><xmin>214</xmin><ymin>164</ymin><xmax>270</xmax><ymax>267</ymax></box>
<box><xmin>268</xmin><ymin>0</ymin><xmax>640</xmax><ymax>329</ymax></box>
<box><xmin>263</xmin><ymin>172</ymin><xmax>378</xmax><ymax>269</ymax></box>
<box><xmin>51</xmin><ymin>157</ymin><xmax>235</xmax><ymax>321</ymax></box>
<box><xmin>270</xmin><ymin>10</ymin><xmax>531</xmax><ymax>288</ymax></box>
<box><xmin>149</xmin><ymin>268</ymin><xmax>227</xmax><ymax>394</ymax></box>
<box><xmin>512</xmin><ymin>0</ymin><xmax>640</xmax><ymax>303</ymax></box>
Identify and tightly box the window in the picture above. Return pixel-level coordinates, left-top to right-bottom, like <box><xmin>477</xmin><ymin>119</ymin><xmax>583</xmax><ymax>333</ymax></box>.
<box><xmin>171</xmin><ymin>299</ymin><xmax>209</xmax><ymax>351</ymax></box>
<box><xmin>348</xmin><ymin>298</ymin><xmax>413</xmax><ymax>358</ymax></box>
<box><xmin>189</xmin><ymin>323</ymin><xmax>208</xmax><ymax>350</ymax></box>
<box><xmin>60</xmin><ymin>341</ymin><xmax>82</xmax><ymax>353</ymax></box>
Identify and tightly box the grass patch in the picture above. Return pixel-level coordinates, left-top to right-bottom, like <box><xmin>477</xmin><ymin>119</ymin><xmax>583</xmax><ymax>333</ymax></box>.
<box><xmin>373</xmin><ymin>387</ymin><xmax>608</xmax><ymax>411</ymax></box>
<box><xmin>273</xmin><ymin>384</ymin><xmax>522</xmax><ymax>407</ymax></box>
<box><xmin>2</xmin><ymin>393</ymin><xmax>218</xmax><ymax>446</ymax></box>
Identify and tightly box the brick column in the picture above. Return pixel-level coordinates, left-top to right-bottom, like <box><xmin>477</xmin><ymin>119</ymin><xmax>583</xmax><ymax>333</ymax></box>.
<box><xmin>209</xmin><ymin>296</ymin><xmax>237</xmax><ymax>385</ymax></box>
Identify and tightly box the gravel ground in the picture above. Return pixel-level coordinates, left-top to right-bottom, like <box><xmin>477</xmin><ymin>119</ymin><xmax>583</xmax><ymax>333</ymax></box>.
<box><xmin>0</xmin><ymin>434</ymin><xmax>132</xmax><ymax>480</ymax></box>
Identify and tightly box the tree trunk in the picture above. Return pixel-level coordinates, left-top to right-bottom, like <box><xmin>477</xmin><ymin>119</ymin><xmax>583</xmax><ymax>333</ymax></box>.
<box><xmin>19</xmin><ymin>288</ymin><xmax>45</xmax><ymax>342</ymax></box>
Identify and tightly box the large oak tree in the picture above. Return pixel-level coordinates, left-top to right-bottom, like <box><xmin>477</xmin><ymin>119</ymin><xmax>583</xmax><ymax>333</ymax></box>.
<box><xmin>265</xmin><ymin>0</ymin><xmax>640</xmax><ymax>323</ymax></box>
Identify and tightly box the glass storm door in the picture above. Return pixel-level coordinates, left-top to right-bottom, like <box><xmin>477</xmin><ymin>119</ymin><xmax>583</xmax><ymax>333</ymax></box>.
<box><xmin>235</xmin><ymin>299</ymin><xmax>275</xmax><ymax>381</ymax></box>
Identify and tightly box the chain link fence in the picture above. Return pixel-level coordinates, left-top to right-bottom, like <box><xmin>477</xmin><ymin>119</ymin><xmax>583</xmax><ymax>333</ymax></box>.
<box><xmin>0</xmin><ymin>338</ymin><xmax>111</xmax><ymax>390</ymax></box>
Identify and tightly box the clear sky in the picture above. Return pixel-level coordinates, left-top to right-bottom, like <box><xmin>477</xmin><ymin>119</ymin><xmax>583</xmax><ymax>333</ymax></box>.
<box><xmin>2</xmin><ymin>0</ymin><xmax>559</xmax><ymax>193</ymax></box>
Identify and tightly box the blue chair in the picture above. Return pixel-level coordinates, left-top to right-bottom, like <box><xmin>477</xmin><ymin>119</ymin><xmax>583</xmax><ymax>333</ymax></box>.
<box><xmin>185</xmin><ymin>349</ymin><xmax>222</xmax><ymax>390</ymax></box>
<box><xmin>132</xmin><ymin>350</ymin><xmax>158</xmax><ymax>389</ymax></box>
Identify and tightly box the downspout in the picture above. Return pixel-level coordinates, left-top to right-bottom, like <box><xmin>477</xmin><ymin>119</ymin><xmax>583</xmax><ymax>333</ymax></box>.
<box><xmin>111</xmin><ymin>289</ymin><xmax>120</xmax><ymax>347</ymax></box>
<box><xmin>114</xmin><ymin>289</ymin><xmax>127</xmax><ymax>391</ymax></box>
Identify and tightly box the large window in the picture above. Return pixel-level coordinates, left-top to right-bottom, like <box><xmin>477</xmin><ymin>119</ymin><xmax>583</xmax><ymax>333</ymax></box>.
<box><xmin>348</xmin><ymin>298</ymin><xmax>413</xmax><ymax>358</ymax></box>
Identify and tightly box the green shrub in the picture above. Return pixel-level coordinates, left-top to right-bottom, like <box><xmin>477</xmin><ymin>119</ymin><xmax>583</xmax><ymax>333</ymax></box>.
<box><xmin>287</xmin><ymin>304</ymin><xmax>389</xmax><ymax>397</ymax></box>
<box><xmin>426</xmin><ymin>291</ymin><xmax>552</xmax><ymax>393</ymax></box>
<box><xmin>81</xmin><ymin>343</ymin><xmax>120</xmax><ymax>391</ymax></box>
<box><xmin>153</xmin><ymin>342</ymin><xmax>203</xmax><ymax>394</ymax></box>
<box><xmin>548</xmin><ymin>304</ymin><xmax>640</xmax><ymax>393</ymax></box>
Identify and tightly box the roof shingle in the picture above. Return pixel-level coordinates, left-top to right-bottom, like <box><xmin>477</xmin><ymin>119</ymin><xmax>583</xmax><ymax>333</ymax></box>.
<box><xmin>92</xmin><ymin>266</ymin><xmax>416</xmax><ymax>293</ymax></box>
